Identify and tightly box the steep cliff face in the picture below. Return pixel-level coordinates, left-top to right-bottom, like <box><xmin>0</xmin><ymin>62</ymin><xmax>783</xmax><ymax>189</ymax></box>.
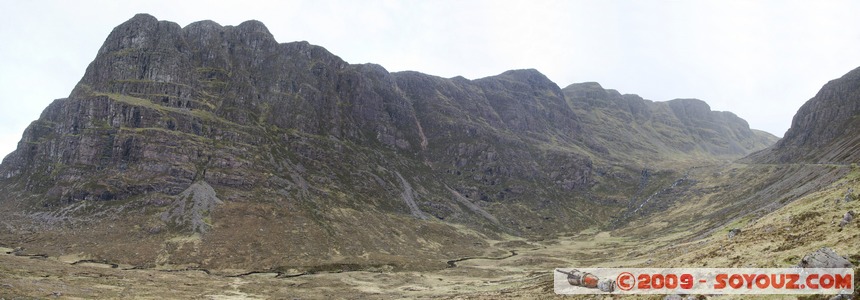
<box><xmin>563</xmin><ymin>82</ymin><xmax>777</xmax><ymax>163</ymax></box>
<box><xmin>0</xmin><ymin>14</ymin><xmax>420</xmax><ymax>203</ymax></box>
<box><xmin>750</xmin><ymin>66</ymin><xmax>860</xmax><ymax>163</ymax></box>
<box><xmin>0</xmin><ymin>14</ymin><xmax>776</xmax><ymax>271</ymax></box>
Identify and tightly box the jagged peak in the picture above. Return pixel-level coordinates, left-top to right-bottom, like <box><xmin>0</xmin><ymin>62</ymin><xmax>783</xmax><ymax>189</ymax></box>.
<box><xmin>563</xmin><ymin>82</ymin><xmax>622</xmax><ymax>104</ymax></box>
<box><xmin>667</xmin><ymin>98</ymin><xmax>711</xmax><ymax>109</ymax></box>
<box><xmin>499</xmin><ymin>68</ymin><xmax>543</xmax><ymax>76</ymax></box>
<box><xmin>233</xmin><ymin>19</ymin><xmax>273</xmax><ymax>37</ymax></box>
<box><xmin>393</xmin><ymin>70</ymin><xmax>453</xmax><ymax>80</ymax></box>
<box><xmin>665</xmin><ymin>98</ymin><xmax>742</xmax><ymax>119</ymax></box>
<box><xmin>563</xmin><ymin>83</ymin><xmax>647</xmax><ymax>101</ymax></box>
<box><xmin>477</xmin><ymin>68</ymin><xmax>560</xmax><ymax>93</ymax></box>
<box><xmin>97</xmin><ymin>14</ymin><xmax>182</xmax><ymax>55</ymax></box>
<box><xmin>450</xmin><ymin>75</ymin><xmax>469</xmax><ymax>82</ymax></box>
<box><xmin>564</xmin><ymin>82</ymin><xmax>604</xmax><ymax>91</ymax></box>
<box><xmin>351</xmin><ymin>63</ymin><xmax>392</xmax><ymax>80</ymax></box>
<box><xmin>621</xmin><ymin>93</ymin><xmax>648</xmax><ymax>102</ymax></box>
<box><xmin>279</xmin><ymin>41</ymin><xmax>346</xmax><ymax>67</ymax></box>
<box><xmin>354</xmin><ymin>63</ymin><xmax>388</xmax><ymax>73</ymax></box>
<box><xmin>604</xmin><ymin>89</ymin><xmax>623</xmax><ymax>97</ymax></box>
<box><xmin>182</xmin><ymin>18</ymin><xmax>271</xmax><ymax>37</ymax></box>
<box><xmin>114</xmin><ymin>13</ymin><xmax>181</xmax><ymax>32</ymax></box>
<box><xmin>666</xmin><ymin>99</ymin><xmax>717</xmax><ymax>123</ymax></box>
<box><xmin>107</xmin><ymin>15</ymin><xmax>276</xmax><ymax>52</ymax></box>
<box><xmin>129</xmin><ymin>13</ymin><xmax>158</xmax><ymax>23</ymax></box>
<box><xmin>497</xmin><ymin>68</ymin><xmax>552</xmax><ymax>83</ymax></box>
<box><xmin>184</xmin><ymin>19</ymin><xmax>223</xmax><ymax>31</ymax></box>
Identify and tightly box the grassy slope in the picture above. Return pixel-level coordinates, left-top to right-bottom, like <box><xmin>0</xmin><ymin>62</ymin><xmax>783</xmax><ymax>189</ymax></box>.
<box><xmin>662</xmin><ymin>165</ymin><xmax>860</xmax><ymax>269</ymax></box>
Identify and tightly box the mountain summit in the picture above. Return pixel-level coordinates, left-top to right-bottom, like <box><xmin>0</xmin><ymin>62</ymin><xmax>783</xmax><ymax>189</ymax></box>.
<box><xmin>0</xmin><ymin>15</ymin><xmax>775</xmax><ymax>271</ymax></box>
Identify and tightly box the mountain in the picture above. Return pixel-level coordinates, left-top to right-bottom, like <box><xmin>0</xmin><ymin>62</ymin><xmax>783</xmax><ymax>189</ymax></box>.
<box><xmin>563</xmin><ymin>82</ymin><xmax>778</xmax><ymax>164</ymax></box>
<box><xmin>0</xmin><ymin>14</ymin><xmax>776</xmax><ymax>272</ymax></box>
<box><xmin>749</xmin><ymin>66</ymin><xmax>860</xmax><ymax>163</ymax></box>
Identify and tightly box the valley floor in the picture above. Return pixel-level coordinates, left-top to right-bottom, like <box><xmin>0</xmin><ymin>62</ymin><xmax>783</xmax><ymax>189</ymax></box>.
<box><xmin>1</xmin><ymin>228</ymin><xmax>640</xmax><ymax>299</ymax></box>
<box><xmin>2</xmin><ymin>163</ymin><xmax>859</xmax><ymax>299</ymax></box>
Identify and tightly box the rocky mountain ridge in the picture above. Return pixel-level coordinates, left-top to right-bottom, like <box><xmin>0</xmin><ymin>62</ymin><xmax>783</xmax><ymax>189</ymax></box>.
<box><xmin>750</xmin><ymin>66</ymin><xmax>860</xmax><ymax>164</ymax></box>
<box><xmin>564</xmin><ymin>82</ymin><xmax>777</xmax><ymax>163</ymax></box>
<box><xmin>0</xmin><ymin>14</ymin><xmax>776</xmax><ymax>271</ymax></box>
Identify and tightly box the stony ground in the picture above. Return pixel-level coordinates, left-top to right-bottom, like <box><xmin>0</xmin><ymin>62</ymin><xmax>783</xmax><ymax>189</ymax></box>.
<box><xmin>0</xmin><ymin>227</ymin><xmax>660</xmax><ymax>299</ymax></box>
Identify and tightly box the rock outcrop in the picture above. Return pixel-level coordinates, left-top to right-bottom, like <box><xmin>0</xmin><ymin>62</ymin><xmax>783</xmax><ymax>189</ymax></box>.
<box><xmin>797</xmin><ymin>247</ymin><xmax>854</xmax><ymax>268</ymax></box>
<box><xmin>838</xmin><ymin>210</ymin><xmax>854</xmax><ymax>231</ymax></box>
<box><xmin>161</xmin><ymin>181</ymin><xmax>222</xmax><ymax>233</ymax></box>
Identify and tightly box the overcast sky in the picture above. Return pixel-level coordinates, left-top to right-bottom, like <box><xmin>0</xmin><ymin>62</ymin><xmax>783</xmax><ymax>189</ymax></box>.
<box><xmin>2</xmin><ymin>0</ymin><xmax>860</xmax><ymax>159</ymax></box>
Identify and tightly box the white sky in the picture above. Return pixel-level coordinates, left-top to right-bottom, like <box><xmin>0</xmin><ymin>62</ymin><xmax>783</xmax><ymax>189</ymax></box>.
<box><xmin>2</xmin><ymin>0</ymin><xmax>860</xmax><ymax>159</ymax></box>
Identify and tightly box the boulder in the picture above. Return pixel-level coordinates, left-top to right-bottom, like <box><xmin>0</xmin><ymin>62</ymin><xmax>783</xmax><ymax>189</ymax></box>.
<box><xmin>727</xmin><ymin>228</ymin><xmax>741</xmax><ymax>239</ymax></box>
<box><xmin>797</xmin><ymin>247</ymin><xmax>854</xmax><ymax>268</ymax></box>
<box><xmin>838</xmin><ymin>210</ymin><xmax>854</xmax><ymax>231</ymax></box>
